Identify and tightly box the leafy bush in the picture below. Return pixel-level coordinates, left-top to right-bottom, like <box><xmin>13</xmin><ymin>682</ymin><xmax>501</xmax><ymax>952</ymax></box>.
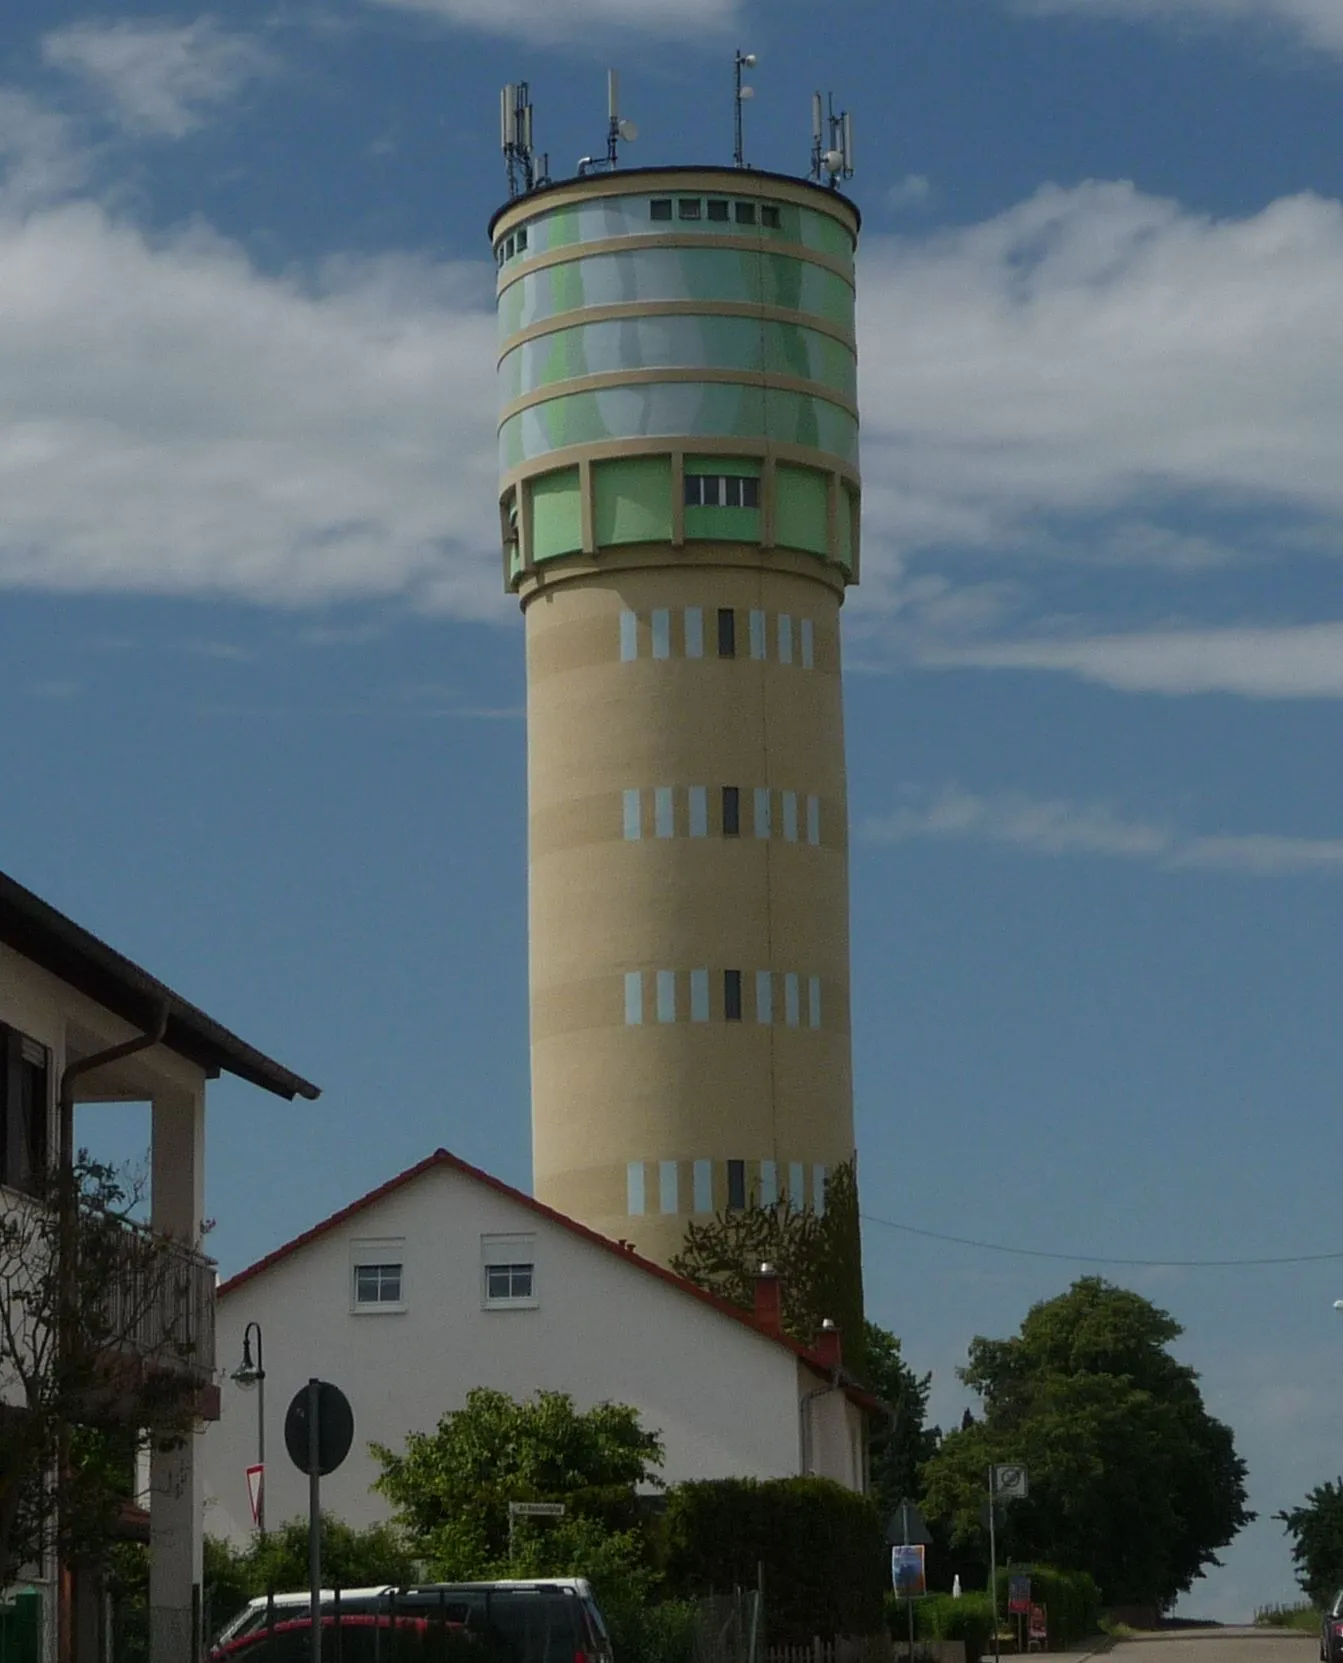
<box><xmin>993</xmin><ymin>1566</ymin><xmax>1099</xmax><ymax>1645</ymax></box>
<box><xmin>664</xmin><ymin>1477</ymin><xmax>884</xmax><ymax>1642</ymax></box>
<box><xmin>612</xmin><ymin>1600</ymin><xmax>698</xmax><ymax>1663</ymax></box>
<box><xmin>887</xmin><ymin>1592</ymin><xmax>995</xmax><ymax>1662</ymax></box>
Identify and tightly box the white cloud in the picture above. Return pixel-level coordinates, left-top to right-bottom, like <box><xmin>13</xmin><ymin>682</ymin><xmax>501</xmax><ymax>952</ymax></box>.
<box><xmin>862</xmin><ymin>785</ymin><xmax>1343</xmax><ymax>875</ymax></box>
<box><xmin>1013</xmin><ymin>0</ymin><xmax>1343</xmax><ymax>58</ymax></box>
<box><xmin>855</xmin><ymin>182</ymin><xmax>1343</xmax><ymax>583</ymax></box>
<box><xmin>0</xmin><ymin>91</ymin><xmax>88</xmax><ymax>209</ymax></box>
<box><xmin>887</xmin><ymin>174</ymin><xmax>933</xmax><ymax>211</ymax></box>
<box><xmin>925</xmin><ymin>622</ymin><xmax>1343</xmax><ymax>698</ymax></box>
<box><xmin>42</xmin><ymin>18</ymin><xmax>274</xmax><ymax>139</ymax></box>
<box><xmin>363</xmin><ymin>0</ymin><xmax>736</xmax><ymax>40</ymax></box>
<box><xmin>0</xmin><ymin>202</ymin><xmax>501</xmax><ymax>614</ymax></box>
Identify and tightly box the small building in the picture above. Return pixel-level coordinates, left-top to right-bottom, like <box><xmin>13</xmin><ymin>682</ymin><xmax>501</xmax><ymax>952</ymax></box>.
<box><xmin>206</xmin><ymin>1148</ymin><xmax>875</xmax><ymax>1548</ymax></box>
<box><xmin>0</xmin><ymin>867</ymin><xmax>319</xmax><ymax>1663</ymax></box>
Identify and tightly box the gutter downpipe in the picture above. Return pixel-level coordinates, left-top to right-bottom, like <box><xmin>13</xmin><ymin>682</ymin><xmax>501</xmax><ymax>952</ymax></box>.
<box><xmin>55</xmin><ymin>1007</ymin><xmax>169</xmax><ymax>1663</ymax></box>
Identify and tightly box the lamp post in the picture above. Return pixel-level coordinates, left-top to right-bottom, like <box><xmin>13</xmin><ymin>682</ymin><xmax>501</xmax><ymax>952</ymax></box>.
<box><xmin>231</xmin><ymin>1321</ymin><xmax>266</xmax><ymax>1537</ymax></box>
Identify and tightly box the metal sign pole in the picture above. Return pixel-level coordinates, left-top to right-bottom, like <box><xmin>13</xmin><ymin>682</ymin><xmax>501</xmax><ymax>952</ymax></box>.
<box><xmin>987</xmin><ymin>1467</ymin><xmax>999</xmax><ymax>1663</ymax></box>
<box><xmin>308</xmin><ymin>1378</ymin><xmax>322</xmax><ymax>1663</ymax></box>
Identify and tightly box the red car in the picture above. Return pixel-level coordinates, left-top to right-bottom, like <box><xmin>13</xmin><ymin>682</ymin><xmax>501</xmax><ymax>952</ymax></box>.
<box><xmin>210</xmin><ymin>1612</ymin><xmax>468</xmax><ymax>1660</ymax></box>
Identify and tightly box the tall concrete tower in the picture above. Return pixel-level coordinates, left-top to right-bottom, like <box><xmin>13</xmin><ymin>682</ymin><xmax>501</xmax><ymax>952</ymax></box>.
<box><xmin>492</xmin><ymin>149</ymin><xmax>861</xmax><ymax>1269</ymax></box>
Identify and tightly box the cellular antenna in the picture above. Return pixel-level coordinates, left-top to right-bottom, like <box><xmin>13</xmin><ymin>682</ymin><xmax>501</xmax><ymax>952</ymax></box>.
<box><xmin>809</xmin><ymin>91</ymin><xmax>854</xmax><ymax>189</ymax></box>
<box><xmin>501</xmin><ymin>81</ymin><xmax>549</xmax><ymax>199</ymax></box>
<box><xmin>734</xmin><ymin>50</ymin><xmax>757</xmax><ymax>169</ymax></box>
<box><xmin>580</xmin><ymin>69</ymin><xmax>639</xmax><ymax>174</ymax></box>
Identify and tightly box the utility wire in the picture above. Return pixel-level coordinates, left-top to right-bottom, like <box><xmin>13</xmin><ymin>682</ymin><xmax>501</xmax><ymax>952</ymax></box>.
<box><xmin>860</xmin><ymin>1211</ymin><xmax>1343</xmax><ymax>1269</ymax></box>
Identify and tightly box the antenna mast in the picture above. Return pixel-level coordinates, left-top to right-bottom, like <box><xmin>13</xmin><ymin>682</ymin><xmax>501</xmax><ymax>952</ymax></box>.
<box><xmin>501</xmin><ymin>81</ymin><xmax>548</xmax><ymax>200</ymax></box>
<box><xmin>734</xmin><ymin>50</ymin><xmax>757</xmax><ymax>168</ymax></box>
<box><xmin>809</xmin><ymin>91</ymin><xmax>854</xmax><ymax>189</ymax></box>
<box><xmin>579</xmin><ymin>70</ymin><xmax>639</xmax><ymax>175</ymax></box>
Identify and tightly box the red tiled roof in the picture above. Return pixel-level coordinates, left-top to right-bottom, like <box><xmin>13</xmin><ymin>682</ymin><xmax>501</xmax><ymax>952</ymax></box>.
<box><xmin>218</xmin><ymin>1147</ymin><xmax>876</xmax><ymax>1407</ymax></box>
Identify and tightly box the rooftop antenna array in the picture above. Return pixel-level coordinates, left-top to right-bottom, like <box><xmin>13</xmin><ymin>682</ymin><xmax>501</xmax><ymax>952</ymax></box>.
<box><xmin>501</xmin><ymin>81</ymin><xmax>549</xmax><ymax>200</ymax></box>
<box><xmin>809</xmin><ymin>92</ymin><xmax>854</xmax><ymax>189</ymax></box>
<box><xmin>579</xmin><ymin>71</ymin><xmax>639</xmax><ymax>175</ymax></box>
<box><xmin>734</xmin><ymin>50</ymin><xmax>757</xmax><ymax>168</ymax></box>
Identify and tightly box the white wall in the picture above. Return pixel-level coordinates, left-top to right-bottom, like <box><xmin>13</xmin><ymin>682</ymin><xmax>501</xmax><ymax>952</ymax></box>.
<box><xmin>206</xmin><ymin>1162</ymin><xmax>854</xmax><ymax>1546</ymax></box>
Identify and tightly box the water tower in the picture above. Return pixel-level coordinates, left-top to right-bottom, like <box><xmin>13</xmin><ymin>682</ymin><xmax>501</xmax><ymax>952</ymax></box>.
<box><xmin>492</xmin><ymin>79</ymin><xmax>861</xmax><ymax>1266</ymax></box>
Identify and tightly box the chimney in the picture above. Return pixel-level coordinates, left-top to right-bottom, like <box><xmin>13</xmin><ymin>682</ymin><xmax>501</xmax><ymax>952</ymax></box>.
<box><xmin>814</xmin><ymin>1318</ymin><xmax>842</xmax><ymax>1371</ymax></box>
<box><xmin>754</xmin><ymin>1262</ymin><xmax>782</xmax><ymax>1337</ymax></box>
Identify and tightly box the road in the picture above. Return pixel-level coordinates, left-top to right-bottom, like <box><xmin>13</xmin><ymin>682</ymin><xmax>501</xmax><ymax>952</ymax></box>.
<box><xmin>1106</xmin><ymin>1631</ymin><xmax>1314</xmax><ymax>1663</ymax></box>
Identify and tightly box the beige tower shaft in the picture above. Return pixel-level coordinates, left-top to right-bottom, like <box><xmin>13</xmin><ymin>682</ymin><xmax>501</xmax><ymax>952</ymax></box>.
<box><xmin>493</xmin><ymin>167</ymin><xmax>861</xmax><ymax>1267</ymax></box>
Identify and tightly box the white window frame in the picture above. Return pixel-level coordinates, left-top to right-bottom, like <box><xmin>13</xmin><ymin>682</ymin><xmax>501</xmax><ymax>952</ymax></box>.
<box><xmin>481</xmin><ymin>1233</ymin><xmax>538</xmax><ymax>1310</ymax></box>
<box><xmin>350</xmin><ymin>1239</ymin><xmax>406</xmax><ymax>1314</ymax></box>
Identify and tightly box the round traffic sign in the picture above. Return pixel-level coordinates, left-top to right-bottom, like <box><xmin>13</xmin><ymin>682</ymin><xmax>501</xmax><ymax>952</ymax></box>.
<box><xmin>284</xmin><ymin>1380</ymin><xmax>354</xmax><ymax>1476</ymax></box>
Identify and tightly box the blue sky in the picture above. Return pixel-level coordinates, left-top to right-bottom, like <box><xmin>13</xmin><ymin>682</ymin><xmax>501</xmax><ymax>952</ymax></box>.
<box><xmin>3</xmin><ymin>0</ymin><xmax>1343</xmax><ymax>1619</ymax></box>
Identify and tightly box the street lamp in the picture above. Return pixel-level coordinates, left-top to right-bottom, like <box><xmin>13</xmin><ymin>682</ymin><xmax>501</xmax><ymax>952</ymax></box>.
<box><xmin>231</xmin><ymin>1321</ymin><xmax>266</xmax><ymax>1537</ymax></box>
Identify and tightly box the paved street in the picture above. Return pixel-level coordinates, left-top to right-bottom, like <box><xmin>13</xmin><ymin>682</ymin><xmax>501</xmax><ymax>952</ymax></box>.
<box><xmin>1107</xmin><ymin>1632</ymin><xmax>1314</xmax><ymax>1663</ymax></box>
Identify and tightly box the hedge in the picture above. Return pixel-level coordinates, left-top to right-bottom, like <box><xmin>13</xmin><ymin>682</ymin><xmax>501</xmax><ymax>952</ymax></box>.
<box><xmin>886</xmin><ymin>1593</ymin><xmax>994</xmax><ymax>1662</ymax></box>
<box><xmin>663</xmin><ymin>1478</ymin><xmax>885</xmax><ymax>1642</ymax></box>
<box><xmin>993</xmin><ymin>1566</ymin><xmax>1100</xmax><ymax>1646</ymax></box>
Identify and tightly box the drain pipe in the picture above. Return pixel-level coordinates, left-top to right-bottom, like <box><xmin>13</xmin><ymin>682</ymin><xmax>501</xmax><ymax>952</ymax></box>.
<box><xmin>55</xmin><ymin>1005</ymin><xmax>168</xmax><ymax>1663</ymax></box>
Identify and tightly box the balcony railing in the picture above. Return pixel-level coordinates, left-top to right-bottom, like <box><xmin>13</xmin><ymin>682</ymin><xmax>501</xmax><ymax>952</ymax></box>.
<box><xmin>101</xmin><ymin>1227</ymin><xmax>216</xmax><ymax>1384</ymax></box>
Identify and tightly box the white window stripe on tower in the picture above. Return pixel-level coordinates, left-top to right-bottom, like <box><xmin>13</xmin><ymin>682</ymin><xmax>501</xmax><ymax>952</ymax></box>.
<box><xmin>690</xmin><ymin>969</ymin><xmax>710</xmax><ymax>1022</ymax></box>
<box><xmin>754</xmin><ymin>788</ymin><xmax>771</xmax><ymax>839</ymax></box>
<box><xmin>801</xmin><ymin>618</ymin><xmax>815</xmax><ymax>669</ymax></box>
<box><xmin>782</xmin><ymin>791</ymin><xmax>798</xmax><ymax>843</ymax></box>
<box><xmin>660</xmin><ymin>1160</ymin><xmax>679</xmax><ymax>1214</ymax></box>
<box><xmin>620</xmin><ymin>610</ymin><xmax>638</xmax><ymax>662</ymax></box>
<box><xmin>625</xmin><ymin>972</ymin><xmax>644</xmax><ymax>1025</ymax></box>
<box><xmin>652</xmin><ymin>609</ymin><xmax>671</xmax><ymax>660</ymax></box>
<box><xmin>808</xmin><ymin>975</ymin><xmax>821</xmax><ymax>1029</ymax></box>
<box><xmin>778</xmin><ymin>614</ymin><xmax>794</xmax><ymax>664</ymax></box>
<box><xmin>657</xmin><ymin>969</ymin><xmax>677</xmax><ymax>1023</ymax></box>
<box><xmin>655</xmin><ymin>787</ymin><xmax>674</xmax><ymax>839</ymax></box>
<box><xmin>685</xmin><ymin>607</ymin><xmax>704</xmax><ymax>659</ymax></box>
<box><xmin>693</xmin><ymin>1159</ymin><xmax>712</xmax><ymax>1213</ymax></box>
<box><xmin>623</xmin><ymin>790</ymin><xmax>641</xmax><ymax>841</ymax></box>
<box><xmin>807</xmin><ymin>794</ymin><xmax>820</xmax><ymax>846</ymax></box>
<box><xmin>814</xmin><ymin>1165</ymin><xmax>828</xmax><ymax>1216</ymax></box>
<box><xmin>756</xmin><ymin>970</ymin><xmax>773</xmax><ymax>1025</ymax></box>
<box><xmin>749</xmin><ymin>609</ymin><xmax>766</xmax><ymax>660</ymax></box>
<box><xmin>759</xmin><ymin>1159</ymin><xmax>778</xmax><ymax>1206</ymax></box>
<box><xmin>789</xmin><ymin>1162</ymin><xmax>805</xmax><ymax>1210</ymax></box>
<box><xmin>627</xmin><ymin>1161</ymin><xmax>646</xmax><ymax>1216</ymax></box>
<box><xmin>785</xmin><ymin>972</ymin><xmax>800</xmax><ymax>1028</ymax></box>
<box><xmin>689</xmin><ymin>786</ymin><xmax>708</xmax><ymax>838</ymax></box>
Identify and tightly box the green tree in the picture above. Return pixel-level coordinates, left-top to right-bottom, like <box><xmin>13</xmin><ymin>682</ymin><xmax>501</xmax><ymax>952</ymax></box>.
<box><xmin>372</xmin><ymin>1388</ymin><xmax>663</xmax><ymax>1577</ymax></box>
<box><xmin>0</xmin><ymin>1155</ymin><xmax>205</xmax><ymax>1587</ymax></box>
<box><xmin>920</xmin><ymin>1278</ymin><xmax>1252</xmax><ymax>1609</ymax></box>
<box><xmin>670</xmin><ymin>1158</ymin><xmax>866</xmax><ymax>1377</ymax></box>
<box><xmin>864</xmin><ymin>1324</ymin><xmax>938</xmax><ymax>1517</ymax></box>
<box><xmin>1277</xmin><ymin>1480</ymin><xmax>1343</xmax><ymax>1605</ymax></box>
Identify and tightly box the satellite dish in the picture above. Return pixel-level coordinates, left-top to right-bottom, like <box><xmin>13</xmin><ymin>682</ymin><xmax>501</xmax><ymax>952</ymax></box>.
<box><xmin>824</xmin><ymin>148</ymin><xmax>844</xmax><ymax>172</ymax></box>
<box><xmin>619</xmin><ymin>119</ymin><xmax>639</xmax><ymax>142</ymax></box>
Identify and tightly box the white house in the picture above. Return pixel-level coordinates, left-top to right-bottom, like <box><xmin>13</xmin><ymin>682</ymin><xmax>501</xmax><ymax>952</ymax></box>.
<box><xmin>0</xmin><ymin>866</ymin><xmax>319</xmax><ymax>1663</ymax></box>
<box><xmin>205</xmin><ymin>1149</ymin><xmax>876</xmax><ymax>1548</ymax></box>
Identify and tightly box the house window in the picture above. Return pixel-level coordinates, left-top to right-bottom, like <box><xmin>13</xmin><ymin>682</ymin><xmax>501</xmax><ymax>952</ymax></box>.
<box><xmin>486</xmin><ymin>1263</ymin><xmax>534</xmax><ymax>1301</ymax></box>
<box><xmin>717</xmin><ymin>608</ymin><xmax>736</xmax><ymax>658</ymax></box>
<box><xmin>0</xmin><ymin>1025</ymin><xmax>49</xmax><ymax>1196</ymax></box>
<box><xmin>727</xmin><ymin>1160</ymin><xmax>746</xmax><ymax>1211</ymax></box>
<box><xmin>722</xmin><ymin>786</ymin><xmax>741</xmax><ymax>836</ymax></box>
<box><xmin>650</xmin><ymin>199</ymin><xmax>673</xmax><ymax>221</ymax></box>
<box><xmin>482</xmin><ymin>1234</ymin><xmax>538</xmax><ymax>1308</ymax></box>
<box><xmin>724</xmin><ymin>970</ymin><xmax>743</xmax><ymax>1022</ymax></box>
<box><xmin>353</xmin><ymin>1263</ymin><xmax>403</xmax><ymax>1306</ymax></box>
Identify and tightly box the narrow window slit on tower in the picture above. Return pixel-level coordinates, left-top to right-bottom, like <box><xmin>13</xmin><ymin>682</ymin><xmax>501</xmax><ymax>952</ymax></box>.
<box><xmin>689</xmin><ymin>786</ymin><xmax>708</xmax><ymax>838</ymax></box>
<box><xmin>724</xmin><ymin>970</ymin><xmax>743</xmax><ymax>1021</ymax></box>
<box><xmin>627</xmin><ymin>1162</ymin><xmax>646</xmax><ymax>1215</ymax></box>
<box><xmin>754</xmin><ymin>788</ymin><xmax>771</xmax><ymax>839</ymax></box>
<box><xmin>652</xmin><ymin>609</ymin><xmax>671</xmax><ymax>660</ymax></box>
<box><xmin>693</xmin><ymin>1159</ymin><xmax>713</xmax><ymax>1212</ymax></box>
<box><xmin>657</xmin><ymin>969</ymin><xmax>677</xmax><ymax>1023</ymax></box>
<box><xmin>782</xmin><ymin>790</ymin><xmax>798</xmax><ymax>843</ymax></box>
<box><xmin>785</xmin><ymin>973</ymin><xmax>800</xmax><ymax>1028</ymax></box>
<box><xmin>761</xmin><ymin>205</ymin><xmax>782</xmax><ymax>228</ymax></box>
<box><xmin>620</xmin><ymin>610</ymin><xmax>638</xmax><ymax>661</ymax></box>
<box><xmin>807</xmin><ymin>795</ymin><xmax>821</xmax><ymax>846</ymax></box>
<box><xmin>625</xmin><ymin>972</ymin><xmax>643</xmax><ymax>1026</ymax></box>
<box><xmin>760</xmin><ymin>1159</ymin><xmax>778</xmax><ymax>1206</ymax></box>
<box><xmin>684</xmin><ymin>607</ymin><xmax>704</xmax><ymax>658</ymax></box>
<box><xmin>660</xmin><ymin>1160</ymin><xmax>679</xmax><ymax>1213</ymax></box>
<box><xmin>690</xmin><ymin>968</ymin><xmax>710</xmax><ymax>1021</ymax></box>
<box><xmin>623</xmin><ymin>789</ymin><xmax>641</xmax><ymax>841</ymax></box>
<box><xmin>655</xmin><ymin>787</ymin><xmax>674</xmax><ymax>839</ymax></box>
<box><xmin>678</xmin><ymin>198</ymin><xmax>702</xmax><ymax>220</ymax></box>
<box><xmin>735</xmin><ymin>202</ymin><xmax>757</xmax><ymax>225</ymax></box>
<box><xmin>727</xmin><ymin>1160</ymin><xmax>746</xmax><ymax>1211</ymax></box>
<box><xmin>749</xmin><ymin>609</ymin><xmax>766</xmax><ymax>659</ymax></box>
<box><xmin>778</xmin><ymin>614</ymin><xmax>794</xmax><ymax>664</ymax></box>
<box><xmin>717</xmin><ymin>608</ymin><xmax>736</xmax><ymax>658</ymax></box>
<box><xmin>756</xmin><ymin>971</ymin><xmax>773</xmax><ymax>1025</ymax></box>
<box><xmin>722</xmin><ymin>786</ymin><xmax>740</xmax><ymax>837</ymax></box>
